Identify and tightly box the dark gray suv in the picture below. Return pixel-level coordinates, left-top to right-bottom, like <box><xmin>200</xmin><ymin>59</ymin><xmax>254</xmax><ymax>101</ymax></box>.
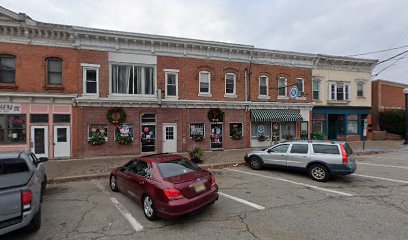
<box><xmin>244</xmin><ymin>141</ymin><xmax>356</xmax><ymax>182</ymax></box>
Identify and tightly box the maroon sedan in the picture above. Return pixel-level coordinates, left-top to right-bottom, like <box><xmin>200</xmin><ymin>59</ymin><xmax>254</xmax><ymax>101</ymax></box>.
<box><xmin>109</xmin><ymin>154</ymin><xmax>218</xmax><ymax>220</ymax></box>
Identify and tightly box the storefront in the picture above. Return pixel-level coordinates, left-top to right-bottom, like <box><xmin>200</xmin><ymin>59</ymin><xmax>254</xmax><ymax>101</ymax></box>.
<box><xmin>250</xmin><ymin>109</ymin><xmax>310</xmax><ymax>147</ymax></box>
<box><xmin>312</xmin><ymin>107</ymin><xmax>371</xmax><ymax>141</ymax></box>
<box><xmin>0</xmin><ymin>99</ymin><xmax>74</xmax><ymax>159</ymax></box>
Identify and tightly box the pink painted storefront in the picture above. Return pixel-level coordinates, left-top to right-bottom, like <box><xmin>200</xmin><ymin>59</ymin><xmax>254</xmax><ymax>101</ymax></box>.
<box><xmin>0</xmin><ymin>96</ymin><xmax>74</xmax><ymax>159</ymax></box>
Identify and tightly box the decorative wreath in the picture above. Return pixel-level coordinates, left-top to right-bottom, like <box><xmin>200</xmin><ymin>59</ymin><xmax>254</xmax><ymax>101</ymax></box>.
<box><xmin>107</xmin><ymin>107</ymin><xmax>127</xmax><ymax>125</ymax></box>
<box><xmin>208</xmin><ymin>108</ymin><xmax>224</xmax><ymax>122</ymax></box>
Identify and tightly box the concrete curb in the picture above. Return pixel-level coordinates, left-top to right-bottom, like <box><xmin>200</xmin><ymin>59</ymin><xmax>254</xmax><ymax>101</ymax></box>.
<box><xmin>48</xmin><ymin>162</ymin><xmax>247</xmax><ymax>184</ymax></box>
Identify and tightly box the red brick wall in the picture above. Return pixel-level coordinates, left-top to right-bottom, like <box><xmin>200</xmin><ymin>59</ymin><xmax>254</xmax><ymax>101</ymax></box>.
<box><xmin>250</xmin><ymin>64</ymin><xmax>313</xmax><ymax>103</ymax></box>
<box><xmin>371</xmin><ymin>81</ymin><xmax>379</xmax><ymax>130</ymax></box>
<box><xmin>78</xmin><ymin>50</ymin><xmax>109</xmax><ymax>97</ymax></box>
<box><xmin>381</xmin><ymin>84</ymin><xmax>406</xmax><ymax>108</ymax></box>
<box><xmin>0</xmin><ymin>42</ymin><xmax>79</xmax><ymax>93</ymax></box>
<box><xmin>157</xmin><ymin>56</ymin><xmax>248</xmax><ymax>101</ymax></box>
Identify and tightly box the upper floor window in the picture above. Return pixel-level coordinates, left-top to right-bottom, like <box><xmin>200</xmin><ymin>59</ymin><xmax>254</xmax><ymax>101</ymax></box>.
<box><xmin>330</xmin><ymin>83</ymin><xmax>349</xmax><ymax>101</ymax></box>
<box><xmin>296</xmin><ymin>78</ymin><xmax>305</xmax><ymax>97</ymax></box>
<box><xmin>165</xmin><ymin>70</ymin><xmax>178</xmax><ymax>98</ymax></box>
<box><xmin>357</xmin><ymin>82</ymin><xmax>364</xmax><ymax>97</ymax></box>
<box><xmin>199</xmin><ymin>71</ymin><xmax>211</xmax><ymax>95</ymax></box>
<box><xmin>112</xmin><ymin>64</ymin><xmax>155</xmax><ymax>95</ymax></box>
<box><xmin>259</xmin><ymin>76</ymin><xmax>268</xmax><ymax>97</ymax></box>
<box><xmin>278</xmin><ymin>77</ymin><xmax>287</xmax><ymax>96</ymax></box>
<box><xmin>82</xmin><ymin>64</ymin><xmax>100</xmax><ymax>95</ymax></box>
<box><xmin>312</xmin><ymin>79</ymin><xmax>320</xmax><ymax>100</ymax></box>
<box><xmin>225</xmin><ymin>73</ymin><xmax>236</xmax><ymax>96</ymax></box>
<box><xmin>0</xmin><ymin>55</ymin><xmax>16</xmax><ymax>84</ymax></box>
<box><xmin>47</xmin><ymin>58</ymin><xmax>62</xmax><ymax>85</ymax></box>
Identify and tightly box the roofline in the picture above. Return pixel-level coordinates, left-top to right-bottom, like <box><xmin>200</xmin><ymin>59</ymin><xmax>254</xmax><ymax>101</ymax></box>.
<box><xmin>372</xmin><ymin>79</ymin><xmax>408</xmax><ymax>88</ymax></box>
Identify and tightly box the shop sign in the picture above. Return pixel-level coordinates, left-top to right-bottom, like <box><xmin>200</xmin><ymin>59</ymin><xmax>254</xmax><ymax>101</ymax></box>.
<box><xmin>0</xmin><ymin>104</ymin><xmax>21</xmax><ymax>114</ymax></box>
<box><xmin>289</xmin><ymin>87</ymin><xmax>298</xmax><ymax>100</ymax></box>
<box><xmin>257</xmin><ymin>125</ymin><xmax>265</xmax><ymax>133</ymax></box>
<box><xmin>363</xmin><ymin>119</ymin><xmax>368</xmax><ymax>137</ymax></box>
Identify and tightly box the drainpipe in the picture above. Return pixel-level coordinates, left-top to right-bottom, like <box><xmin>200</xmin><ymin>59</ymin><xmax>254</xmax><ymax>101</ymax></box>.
<box><xmin>244</xmin><ymin>69</ymin><xmax>248</xmax><ymax>102</ymax></box>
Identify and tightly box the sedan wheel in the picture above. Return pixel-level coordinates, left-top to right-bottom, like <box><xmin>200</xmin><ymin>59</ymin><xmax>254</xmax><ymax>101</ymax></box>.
<box><xmin>110</xmin><ymin>175</ymin><xmax>118</xmax><ymax>192</ymax></box>
<box><xmin>143</xmin><ymin>195</ymin><xmax>157</xmax><ymax>221</ymax></box>
<box><xmin>249</xmin><ymin>157</ymin><xmax>262</xmax><ymax>170</ymax></box>
<box><xmin>308</xmin><ymin>164</ymin><xmax>329</xmax><ymax>182</ymax></box>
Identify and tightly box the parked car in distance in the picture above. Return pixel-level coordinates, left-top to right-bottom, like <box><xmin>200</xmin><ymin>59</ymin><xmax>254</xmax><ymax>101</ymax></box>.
<box><xmin>244</xmin><ymin>140</ymin><xmax>356</xmax><ymax>182</ymax></box>
<box><xmin>109</xmin><ymin>153</ymin><xmax>218</xmax><ymax>220</ymax></box>
<box><xmin>0</xmin><ymin>151</ymin><xmax>47</xmax><ymax>236</ymax></box>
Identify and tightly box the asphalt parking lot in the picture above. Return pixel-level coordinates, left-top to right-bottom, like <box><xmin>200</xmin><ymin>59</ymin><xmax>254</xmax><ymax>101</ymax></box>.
<box><xmin>2</xmin><ymin>151</ymin><xmax>408</xmax><ymax>240</ymax></box>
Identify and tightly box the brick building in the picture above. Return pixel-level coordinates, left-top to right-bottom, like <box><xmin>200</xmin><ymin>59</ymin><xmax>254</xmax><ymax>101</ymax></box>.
<box><xmin>0</xmin><ymin>6</ymin><xmax>377</xmax><ymax>159</ymax></box>
<box><xmin>371</xmin><ymin>79</ymin><xmax>408</xmax><ymax>131</ymax></box>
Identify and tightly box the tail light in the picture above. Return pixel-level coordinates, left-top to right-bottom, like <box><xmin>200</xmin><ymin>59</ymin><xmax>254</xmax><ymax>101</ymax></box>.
<box><xmin>21</xmin><ymin>190</ymin><xmax>32</xmax><ymax>211</ymax></box>
<box><xmin>211</xmin><ymin>174</ymin><xmax>216</xmax><ymax>187</ymax></box>
<box><xmin>340</xmin><ymin>144</ymin><xmax>349</xmax><ymax>164</ymax></box>
<box><xmin>163</xmin><ymin>188</ymin><xmax>184</xmax><ymax>200</ymax></box>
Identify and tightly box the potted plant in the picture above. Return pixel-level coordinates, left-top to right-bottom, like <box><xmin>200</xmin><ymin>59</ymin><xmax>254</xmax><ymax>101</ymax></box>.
<box><xmin>188</xmin><ymin>146</ymin><xmax>204</xmax><ymax>163</ymax></box>
<box><xmin>258</xmin><ymin>135</ymin><xmax>268</xmax><ymax>142</ymax></box>
<box><xmin>192</xmin><ymin>134</ymin><xmax>204</xmax><ymax>142</ymax></box>
<box><xmin>232</xmin><ymin>132</ymin><xmax>243</xmax><ymax>140</ymax></box>
<box><xmin>88</xmin><ymin>133</ymin><xmax>106</xmax><ymax>145</ymax></box>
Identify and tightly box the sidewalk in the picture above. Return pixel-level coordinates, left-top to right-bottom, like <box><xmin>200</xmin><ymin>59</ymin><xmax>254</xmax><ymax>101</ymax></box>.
<box><xmin>45</xmin><ymin>140</ymin><xmax>406</xmax><ymax>183</ymax></box>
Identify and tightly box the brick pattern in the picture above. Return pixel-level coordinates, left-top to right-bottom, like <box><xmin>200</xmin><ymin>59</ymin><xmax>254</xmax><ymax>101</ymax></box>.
<box><xmin>0</xmin><ymin>42</ymin><xmax>79</xmax><ymax>93</ymax></box>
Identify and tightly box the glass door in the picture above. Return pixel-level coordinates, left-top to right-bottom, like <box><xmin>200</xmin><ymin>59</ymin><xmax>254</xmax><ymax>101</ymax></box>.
<box><xmin>210</xmin><ymin>124</ymin><xmax>223</xmax><ymax>149</ymax></box>
<box><xmin>30</xmin><ymin>126</ymin><xmax>48</xmax><ymax>158</ymax></box>
<box><xmin>141</xmin><ymin>113</ymin><xmax>156</xmax><ymax>153</ymax></box>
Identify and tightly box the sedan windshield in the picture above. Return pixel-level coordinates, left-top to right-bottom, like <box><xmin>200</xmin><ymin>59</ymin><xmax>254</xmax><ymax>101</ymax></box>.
<box><xmin>157</xmin><ymin>158</ymin><xmax>199</xmax><ymax>178</ymax></box>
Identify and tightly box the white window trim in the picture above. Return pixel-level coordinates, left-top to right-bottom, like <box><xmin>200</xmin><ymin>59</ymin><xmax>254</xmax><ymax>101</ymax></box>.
<box><xmin>356</xmin><ymin>82</ymin><xmax>365</xmax><ymax>97</ymax></box>
<box><xmin>109</xmin><ymin>63</ymin><xmax>157</xmax><ymax>97</ymax></box>
<box><xmin>278</xmin><ymin>77</ymin><xmax>287</xmax><ymax>97</ymax></box>
<box><xmin>82</xmin><ymin>63</ymin><xmax>100</xmax><ymax>97</ymax></box>
<box><xmin>312</xmin><ymin>79</ymin><xmax>320</xmax><ymax>100</ymax></box>
<box><xmin>258</xmin><ymin>75</ymin><xmax>269</xmax><ymax>98</ymax></box>
<box><xmin>198</xmin><ymin>71</ymin><xmax>211</xmax><ymax>96</ymax></box>
<box><xmin>164</xmin><ymin>70</ymin><xmax>179</xmax><ymax>99</ymax></box>
<box><xmin>229</xmin><ymin>122</ymin><xmax>244</xmax><ymax>137</ymax></box>
<box><xmin>296</xmin><ymin>78</ymin><xmax>305</xmax><ymax>97</ymax></box>
<box><xmin>329</xmin><ymin>82</ymin><xmax>351</xmax><ymax>101</ymax></box>
<box><xmin>224</xmin><ymin>73</ymin><xmax>237</xmax><ymax>97</ymax></box>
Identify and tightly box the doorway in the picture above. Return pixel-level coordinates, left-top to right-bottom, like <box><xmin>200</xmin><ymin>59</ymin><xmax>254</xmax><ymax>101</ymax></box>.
<box><xmin>54</xmin><ymin>126</ymin><xmax>70</xmax><ymax>158</ymax></box>
<box><xmin>141</xmin><ymin>113</ymin><xmax>156</xmax><ymax>153</ymax></box>
<box><xmin>162</xmin><ymin>123</ymin><xmax>177</xmax><ymax>153</ymax></box>
<box><xmin>210</xmin><ymin>124</ymin><xmax>223</xmax><ymax>149</ymax></box>
<box><xmin>31</xmin><ymin>126</ymin><xmax>48</xmax><ymax>158</ymax></box>
<box><xmin>328</xmin><ymin>114</ymin><xmax>337</xmax><ymax>140</ymax></box>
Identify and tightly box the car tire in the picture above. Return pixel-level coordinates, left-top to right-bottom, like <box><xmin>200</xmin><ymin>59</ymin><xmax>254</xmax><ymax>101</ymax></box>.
<box><xmin>308</xmin><ymin>164</ymin><xmax>330</xmax><ymax>182</ymax></box>
<box><xmin>40</xmin><ymin>175</ymin><xmax>47</xmax><ymax>203</ymax></box>
<box><xmin>142</xmin><ymin>194</ymin><xmax>158</xmax><ymax>221</ymax></box>
<box><xmin>26</xmin><ymin>206</ymin><xmax>41</xmax><ymax>232</ymax></box>
<box><xmin>110</xmin><ymin>175</ymin><xmax>119</xmax><ymax>192</ymax></box>
<box><xmin>249</xmin><ymin>156</ymin><xmax>263</xmax><ymax>170</ymax></box>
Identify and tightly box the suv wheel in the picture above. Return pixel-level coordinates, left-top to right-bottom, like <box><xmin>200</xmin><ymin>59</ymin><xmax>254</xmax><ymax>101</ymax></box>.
<box><xmin>308</xmin><ymin>164</ymin><xmax>329</xmax><ymax>182</ymax></box>
<box><xmin>249</xmin><ymin>157</ymin><xmax>263</xmax><ymax>170</ymax></box>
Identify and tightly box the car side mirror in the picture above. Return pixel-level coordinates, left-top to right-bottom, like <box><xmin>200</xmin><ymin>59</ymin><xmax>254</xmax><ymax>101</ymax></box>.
<box><xmin>39</xmin><ymin>157</ymin><xmax>48</xmax><ymax>163</ymax></box>
<box><xmin>267</xmin><ymin>149</ymin><xmax>273</xmax><ymax>153</ymax></box>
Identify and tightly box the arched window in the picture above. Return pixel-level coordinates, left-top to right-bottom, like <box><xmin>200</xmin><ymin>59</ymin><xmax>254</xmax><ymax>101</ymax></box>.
<box><xmin>46</xmin><ymin>57</ymin><xmax>62</xmax><ymax>85</ymax></box>
<box><xmin>0</xmin><ymin>55</ymin><xmax>16</xmax><ymax>84</ymax></box>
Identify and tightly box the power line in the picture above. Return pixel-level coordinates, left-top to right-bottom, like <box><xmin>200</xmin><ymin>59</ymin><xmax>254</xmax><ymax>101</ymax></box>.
<box><xmin>347</xmin><ymin>45</ymin><xmax>408</xmax><ymax>57</ymax></box>
<box><xmin>373</xmin><ymin>51</ymin><xmax>408</xmax><ymax>77</ymax></box>
<box><xmin>377</xmin><ymin>49</ymin><xmax>408</xmax><ymax>64</ymax></box>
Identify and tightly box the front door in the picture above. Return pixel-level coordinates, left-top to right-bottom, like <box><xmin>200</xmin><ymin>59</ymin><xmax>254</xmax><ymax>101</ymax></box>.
<box><xmin>54</xmin><ymin>126</ymin><xmax>71</xmax><ymax>158</ymax></box>
<box><xmin>264</xmin><ymin>144</ymin><xmax>290</xmax><ymax>166</ymax></box>
<box><xmin>328</xmin><ymin>114</ymin><xmax>337</xmax><ymax>140</ymax></box>
<box><xmin>162</xmin><ymin>123</ymin><xmax>177</xmax><ymax>153</ymax></box>
<box><xmin>31</xmin><ymin>126</ymin><xmax>48</xmax><ymax>158</ymax></box>
<box><xmin>210</xmin><ymin>124</ymin><xmax>223</xmax><ymax>149</ymax></box>
<box><xmin>141</xmin><ymin>124</ymin><xmax>156</xmax><ymax>153</ymax></box>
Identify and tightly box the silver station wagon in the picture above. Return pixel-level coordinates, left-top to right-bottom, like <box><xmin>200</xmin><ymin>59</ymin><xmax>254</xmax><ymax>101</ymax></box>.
<box><xmin>244</xmin><ymin>141</ymin><xmax>356</xmax><ymax>182</ymax></box>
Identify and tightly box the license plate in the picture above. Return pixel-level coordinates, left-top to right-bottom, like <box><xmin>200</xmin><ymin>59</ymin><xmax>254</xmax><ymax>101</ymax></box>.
<box><xmin>194</xmin><ymin>183</ymin><xmax>205</xmax><ymax>192</ymax></box>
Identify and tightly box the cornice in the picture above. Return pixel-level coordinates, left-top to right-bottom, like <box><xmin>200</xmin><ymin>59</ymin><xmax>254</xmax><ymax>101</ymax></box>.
<box><xmin>0</xmin><ymin>92</ymin><xmax>77</xmax><ymax>104</ymax></box>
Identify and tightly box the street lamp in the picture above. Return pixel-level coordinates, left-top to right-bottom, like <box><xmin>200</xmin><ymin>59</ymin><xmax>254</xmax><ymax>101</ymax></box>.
<box><xmin>404</xmin><ymin>88</ymin><xmax>408</xmax><ymax>145</ymax></box>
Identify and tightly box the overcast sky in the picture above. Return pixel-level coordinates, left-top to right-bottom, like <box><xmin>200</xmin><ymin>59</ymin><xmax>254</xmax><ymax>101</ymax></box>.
<box><xmin>2</xmin><ymin>0</ymin><xmax>408</xmax><ymax>84</ymax></box>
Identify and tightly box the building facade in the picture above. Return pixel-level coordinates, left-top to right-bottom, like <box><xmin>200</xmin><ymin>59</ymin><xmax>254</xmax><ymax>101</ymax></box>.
<box><xmin>0</xmin><ymin>6</ymin><xmax>377</xmax><ymax>159</ymax></box>
<box><xmin>312</xmin><ymin>55</ymin><xmax>377</xmax><ymax>141</ymax></box>
<box><xmin>371</xmin><ymin>79</ymin><xmax>408</xmax><ymax>131</ymax></box>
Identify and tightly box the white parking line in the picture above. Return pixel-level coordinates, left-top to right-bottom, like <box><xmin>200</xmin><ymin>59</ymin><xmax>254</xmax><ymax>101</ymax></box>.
<box><xmin>226</xmin><ymin>168</ymin><xmax>353</xmax><ymax>197</ymax></box>
<box><xmin>110</xmin><ymin>197</ymin><xmax>144</xmax><ymax>232</ymax></box>
<box><xmin>218</xmin><ymin>192</ymin><xmax>265</xmax><ymax>210</ymax></box>
<box><xmin>353</xmin><ymin>174</ymin><xmax>408</xmax><ymax>184</ymax></box>
<box><xmin>358</xmin><ymin>162</ymin><xmax>408</xmax><ymax>170</ymax></box>
<box><xmin>357</xmin><ymin>156</ymin><xmax>406</xmax><ymax>161</ymax></box>
<box><xmin>92</xmin><ymin>180</ymin><xmax>144</xmax><ymax>232</ymax></box>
